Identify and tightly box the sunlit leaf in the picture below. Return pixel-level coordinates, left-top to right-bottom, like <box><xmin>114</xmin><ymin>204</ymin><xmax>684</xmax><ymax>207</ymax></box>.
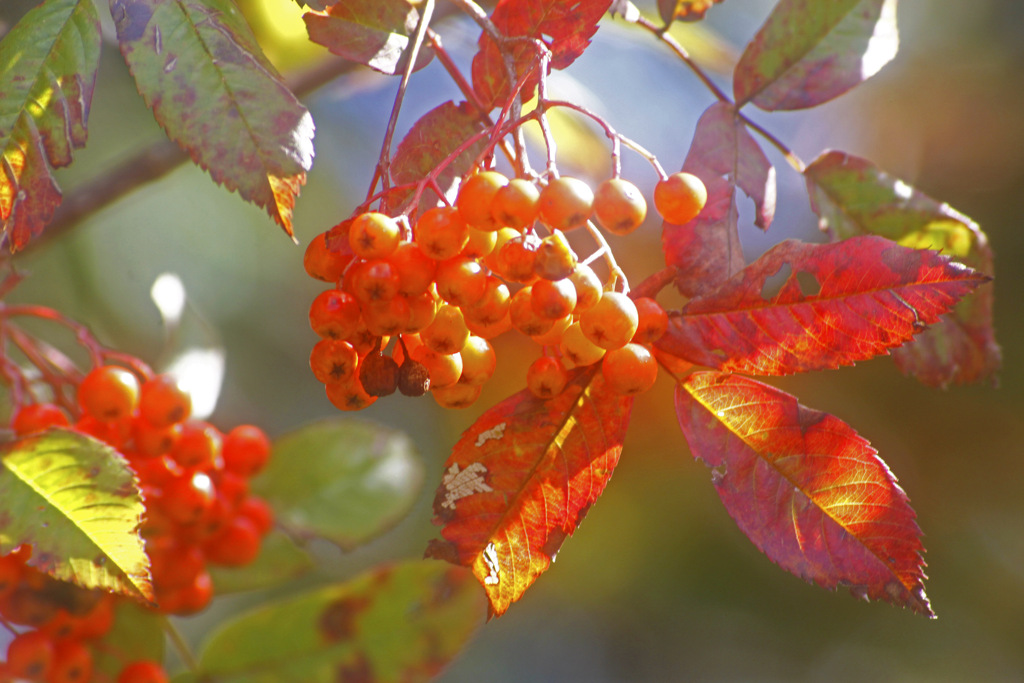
<box><xmin>0</xmin><ymin>0</ymin><xmax>101</xmax><ymax>251</ymax></box>
<box><xmin>93</xmin><ymin>600</ymin><xmax>165</xmax><ymax>680</ymax></box>
<box><xmin>187</xmin><ymin>561</ymin><xmax>484</xmax><ymax>683</ymax></box>
<box><xmin>0</xmin><ymin>429</ymin><xmax>153</xmax><ymax>603</ymax></box>
<box><xmin>304</xmin><ymin>0</ymin><xmax>433</xmax><ymax>75</ymax></box>
<box><xmin>657</xmin><ymin>235</ymin><xmax>989</xmax><ymax>375</ymax></box>
<box><xmin>209</xmin><ymin>530</ymin><xmax>313</xmax><ymax>594</ymax></box>
<box><xmin>384</xmin><ymin>100</ymin><xmax>487</xmax><ymax>214</ymax></box>
<box><xmin>426</xmin><ymin>370</ymin><xmax>631</xmax><ymax>617</ymax></box>
<box><xmin>663</xmin><ymin>102</ymin><xmax>775</xmax><ymax>297</ymax></box>
<box><xmin>110</xmin><ymin>0</ymin><xmax>314</xmax><ymax>237</ymax></box>
<box><xmin>251</xmin><ymin>419</ymin><xmax>422</xmax><ymax>549</ymax></box>
<box><xmin>471</xmin><ymin>0</ymin><xmax>612</xmax><ymax>109</ymax></box>
<box><xmin>734</xmin><ymin>0</ymin><xmax>898</xmax><ymax>111</ymax></box>
<box><xmin>676</xmin><ymin>371</ymin><xmax>933</xmax><ymax>616</ymax></box>
<box><xmin>805</xmin><ymin>150</ymin><xmax>1000</xmax><ymax>387</ymax></box>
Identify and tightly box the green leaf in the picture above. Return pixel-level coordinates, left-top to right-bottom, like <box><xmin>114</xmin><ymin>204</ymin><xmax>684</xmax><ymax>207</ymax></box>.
<box><xmin>93</xmin><ymin>599</ymin><xmax>165</xmax><ymax>680</ymax></box>
<box><xmin>0</xmin><ymin>428</ymin><xmax>153</xmax><ymax>603</ymax></box>
<box><xmin>251</xmin><ymin>419</ymin><xmax>423</xmax><ymax>549</ymax></box>
<box><xmin>209</xmin><ymin>530</ymin><xmax>313</xmax><ymax>594</ymax></box>
<box><xmin>733</xmin><ymin>0</ymin><xmax>898</xmax><ymax>111</ymax></box>
<box><xmin>109</xmin><ymin>0</ymin><xmax>314</xmax><ymax>237</ymax></box>
<box><xmin>191</xmin><ymin>560</ymin><xmax>484</xmax><ymax>683</ymax></box>
<box><xmin>804</xmin><ymin>150</ymin><xmax>1001</xmax><ymax>387</ymax></box>
<box><xmin>0</xmin><ymin>0</ymin><xmax>101</xmax><ymax>250</ymax></box>
<box><xmin>304</xmin><ymin>0</ymin><xmax>433</xmax><ymax>76</ymax></box>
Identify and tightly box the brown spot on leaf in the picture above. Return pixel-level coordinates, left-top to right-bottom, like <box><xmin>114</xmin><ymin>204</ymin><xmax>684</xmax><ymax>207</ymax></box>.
<box><xmin>336</xmin><ymin>653</ymin><xmax>373</xmax><ymax>683</ymax></box>
<box><xmin>319</xmin><ymin>596</ymin><xmax>370</xmax><ymax>642</ymax></box>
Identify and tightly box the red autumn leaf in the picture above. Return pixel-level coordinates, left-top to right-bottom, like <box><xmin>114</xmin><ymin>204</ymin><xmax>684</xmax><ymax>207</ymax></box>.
<box><xmin>656</xmin><ymin>235</ymin><xmax>989</xmax><ymax>376</ymax></box>
<box><xmin>676</xmin><ymin>371</ymin><xmax>933</xmax><ymax>617</ymax></box>
<box><xmin>425</xmin><ymin>369</ymin><xmax>631</xmax><ymax>617</ymax></box>
<box><xmin>303</xmin><ymin>0</ymin><xmax>433</xmax><ymax>76</ymax></box>
<box><xmin>805</xmin><ymin>150</ymin><xmax>1000</xmax><ymax>387</ymax></box>
<box><xmin>384</xmin><ymin>100</ymin><xmax>488</xmax><ymax>214</ymax></box>
<box><xmin>663</xmin><ymin>102</ymin><xmax>775</xmax><ymax>297</ymax></box>
<box><xmin>0</xmin><ymin>0</ymin><xmax>101</xmax><ymax>251</ymax></box>
<box><xmin>471</xmin><ymin>0</ymin><xmax>612</xmax><ymax>110</ymax></box>
<box><xmin>112</xmin><ymin>0</ymin><xmax>314</xmax><ymax>238</ymax></box>
<box><xmin>733</xmin><ymin>0</ymin><xmax>899</xmax><ymax>111</ymax></box>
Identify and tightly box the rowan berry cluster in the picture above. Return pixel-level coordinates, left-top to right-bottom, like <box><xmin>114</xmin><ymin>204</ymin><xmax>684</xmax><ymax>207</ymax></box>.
<box><xmin>0</xmin><ymin>365</ymin><xmax>274</xmax><ymax>683</ymax></box>
<box><xmin>305</xmin><ymin>169</ymin><xmax>707</xmax><ymax>409</ymax></box>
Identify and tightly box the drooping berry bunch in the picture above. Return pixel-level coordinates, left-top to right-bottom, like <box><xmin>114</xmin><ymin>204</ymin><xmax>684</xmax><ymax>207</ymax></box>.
<box><xmin>1</xmin><ymin>364</ymin><xmax>274</xmax><ymax>682</ymax></box>
<box><xmin>305</xmin><ymin>168</ymin><xmax>708</xmax><ymax>409</ymax></box>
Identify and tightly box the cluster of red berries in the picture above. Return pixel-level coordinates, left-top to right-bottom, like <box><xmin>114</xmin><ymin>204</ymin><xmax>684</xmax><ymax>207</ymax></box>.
<box><xmin>304</xmin><ymin>170</ymin><xmax>708</xmax><ymax>408</ymax></box>
<box><xmin>1</xmin><ymin>365</ymin><xmax>274</xmax><ymax>682</ymax></box>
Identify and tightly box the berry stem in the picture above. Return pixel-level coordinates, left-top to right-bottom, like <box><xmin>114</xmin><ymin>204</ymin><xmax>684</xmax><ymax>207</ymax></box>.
<box><xmin>368</xmin><ymin>0</ymin><xmax>436</xmax><ymax>202</ymax></box>
<box><xmin>162</xmin><ymin>615</ymin><xmax>200</xmax><ymax>673</ymax></box>
<box><xmin>582</xmin><ymin>220</ymin><xmax>629</xmax><ymax>294</ymax></box>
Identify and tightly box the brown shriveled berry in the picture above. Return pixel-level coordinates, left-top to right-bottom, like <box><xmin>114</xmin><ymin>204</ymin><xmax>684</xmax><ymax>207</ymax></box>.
<box><xmin>594</xmin><ymin>177</ymin><xmax>647</xmax><ymax>235</ymax></box>
<box><xmin>538</xmin><ymin>177</ymin><xmax>593</xmax><ymax>232</ymax></box>
<box><xmin>398</xmin><ymin>359</ymin><xmax>431</xmax><ymax>397</ymax></box>
<box><xmin>358</xmin><ymin>354</ymin><xmax>400</xmax><ymax>397</ymax></box>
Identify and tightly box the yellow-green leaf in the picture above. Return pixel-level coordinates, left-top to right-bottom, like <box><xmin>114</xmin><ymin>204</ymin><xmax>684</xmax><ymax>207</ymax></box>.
<box><xmin>0</xmin><ymin>428</ymin><xmax>153</xmax><ymax>603</ymax></box>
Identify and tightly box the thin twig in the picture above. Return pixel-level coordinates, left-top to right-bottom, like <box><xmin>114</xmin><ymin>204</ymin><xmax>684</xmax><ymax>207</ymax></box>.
<box><xmin>162</xmin><ymin>616</ymin><xmax>200</xmax><ymax>673</ymax></box>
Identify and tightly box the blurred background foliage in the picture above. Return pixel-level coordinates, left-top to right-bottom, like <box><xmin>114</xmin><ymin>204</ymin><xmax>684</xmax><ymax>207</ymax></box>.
<box><xmin>1</xmin><ymin>0</ymin><xmax>1022</xmax><ymax>680</ymax></box>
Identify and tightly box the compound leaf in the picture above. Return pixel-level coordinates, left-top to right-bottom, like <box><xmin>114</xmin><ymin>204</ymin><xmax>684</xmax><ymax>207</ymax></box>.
<box><xmin>676</xmin><ymin>371</ymin><xmax>933</xmax><ymax>617</ymax></box>
<box><xmin>304</xmin><ymin>0</ymin><xmax>433</xmax><ymax>75</ymax></box>
<box><xmin>251</xmin><ymin>419</ymin><xmax>422</xmax><ymax>549</ymax></box>
<box><xmin>657</xmin><ymin>235</ymin><xmax>989</xmax><ymax>376</ymax></box>
<box><xmin>472</xmin><ymin>0</ymin><xmax>612</xmax><ymax>109</ymax></box>
<box><xmin>734</xmin><ymin>0</ymin><xmax>898</xmax><ymax>111</ymax></box>
<box><xmin>0</xmin><ymin>428</ymin><xmax>152</xmax><ymax>603</ymax></box>
<box><xmin>0</xmin><ymin>0</ymin><xmax>101</xmax><ymax>251</ymax></box>
<box><xmin>805</xmin><ymin>150</ymin><xmax>1000</xmax><ymax>387</ymax></box>
<box><xmin>426</xmin><ymin>370</ymin><xmax>631</xmax><ymax>617</ymax></box>
<box><xmin>110</xmin><ymin>0</ymin><xmax>314</xmax><ymax>237</ymax></box>
<box><xmin>188</xmin><ymin>561</ymin><xmax>484</xmax><ymax>683</ymax></box>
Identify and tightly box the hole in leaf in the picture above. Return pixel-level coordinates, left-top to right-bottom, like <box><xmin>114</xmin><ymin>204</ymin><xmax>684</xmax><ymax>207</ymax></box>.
<box><xmin>760</xmin><ymin>263</ymin><xmax>792</xmax><ymax>300</ymax></box>
<box><xmin>796</xmin><ymin>271</ymin><xmax>821</xmax><ymax>298</ymax></box>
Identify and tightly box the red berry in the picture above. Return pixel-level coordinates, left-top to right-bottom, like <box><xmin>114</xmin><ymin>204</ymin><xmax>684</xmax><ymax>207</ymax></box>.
<box><xmin>118</xmin><ymin>661</ymin><xmax>169</xmax><ymax>683</ymax></box>
<box><xmin>78</xmin><ymin>366</ymin><xmax>139</xmax><ymax>421</ymax></box>
<box><xmin>222</xmin><ymin>425</ymin><xmax>271</xmax><ymax>477</ymax></box>
<box><xmin>138</xmin><ymin>375</ymin><xmax>192</xmax><ymax>428</ymax></box>
<box><xmin>11</xmin><ymin>404</ymin><xmax>70</xmax><ymax>435</ymax></box>
<box><xmin>159</xmin><ymin>472</ymin><xmax>216</xmax><ymax>525</ymax></box>
<box><xmin>169</xmin><ymin>421</ymin><xmax>222</xmax><ymax>470</ymax></box>
<box><xmin>48</xmin><ymin>637</ymin><xmax>93</xmax><ymax>683</ymax></box>
<box><xmin>6</xmin><ymin>629</ymin><xmax>55</xmax><ymax>680</ymax></box>
<box><xmin>203</xmin><ymin>515</ymin><xmax>261</xmax><ymax>567</ymax></box>
<box><xmin>238</xmin><ymin>496</ymin><xmax>274</xmax><ymax>536</ymax></box>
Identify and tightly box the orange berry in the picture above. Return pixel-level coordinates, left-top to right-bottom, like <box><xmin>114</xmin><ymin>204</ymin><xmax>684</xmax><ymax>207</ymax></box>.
<box><xmin>118</xmin><ymin>661</ymin><xmax>169</xmax><ymax>683</ymax></box>
<box><xmin>461</xmin><ymin>227</ymin><xmax>498</xmax><ymax>259</ymax></box>
<box><xmin>594</xmin><ymin>177</ymin><xmax>647</xmax><ymax>235</ymax></box>
<box><xmin>325</xmin><ymin>376</ymin><xmax>377</xmax><ymax>411</ymax></box>
<box><xmin>411</xmin><ymin>346</ymin><xmax>463</xmax><ymax>389</ymax></box>
<box><xmin>527</xmin><ymin>356</ymin><xmax>570</xmax><ymax>399</ymax></box>
<box><xmin>632</xmin><ymin>297</ymin><xmax>669</xmax><ymax>344</ymax></box>
<box><xmin>222</xmin><ymin>425</ymin><xmax>271</xmax><ymax>478</ymax></box>
<box><xmin>509</xmin><ymin>286</ymin><xmax>555</xmax><ymax>337</ymax></box>
<box><xmin>6</xmin><ymin>629</ymin><xmax>55</xmax><ymax>680</ymax></box>
<box><xmin>389</xmin><ymin>241</ymin><xmax>436</xmax><ymax>296</ymax></box>
<box><xmin>463</xmin><ymin>276</ymin><xmax>511</xmax><ymax>327</ymax></box>
<box><xmin>530</xmin><ymin>313</ymin><xmax>572</xmax><ymax>346</ymax></box>
<box><xmin>457</xmin><ymin>171</ymin><xmax>508</xmax><ymax>230</ymax></box>
<box><xmin>579</xmin><ymin>291</ymin><xmax>639</xmax><ymax>350</ymax></box>
<box><xmin>78</xmin><ymin>366</ymin><xmax>139</xmax><ymax>421</ymax></box>
<box><xmin>402</xmin><ymin>290</ymin><xmax>439</xmax><ymax>334</ymax></box>
<box><xmin>432</xmin><ymin>383</ymin><xmax>482</xmax><ymax>409</ymax></box>
<box><xmin>494</xmin><ymin>233</ymin><xmax>541</xmax><ymax>283</ymax></box>
<box><xmin>309</xmin><ymin>339</ymin><xmax>359</xmax><ymax>385</ymax></box>
<box><xmin>49</xmin><ymin>636</ymin><xmax>93</xmax><ymax>683</ymax></box>
<box><xmin>490</xmin><ymin>178</ymin><xmax>540</xmax><ymax>230</ymax></box>
<box><xmin>654</xmin><ymin>172</ymin><xmax>707</xmax><ymax>224</ymax></box>
<box><xmin>533</xmin><ymin>230</ymin><xmax>578</xmax><ymax>280</ymax></box>
<box><xmin>458</xmin><ymin>336</ymin><xmax>496</xmax><ymax>386</ymax></box>
<box><xmin>483</xmin><ymin>227</ymin><xmax>521</xmax><ymax>273</ymax></box>
<box><xmin>421</xmin><ymin>304</ymin><xmax>470</xmax><ymax>354</ymax></box>
<box><xmin>568</xmin><ymin>264</ymin><xmax>603</xmax><ymax>311</ymax></box>
<box><xmin>435</xmin><ymin>256</ymin><xmax>489</xmax><ymax>308</ymax></box>
<box><xmin>363</xmin><ymin>295</ymin><xmax>412</xmax><ymax>337</ymax></box>
<box><xmin>601</xmin><ymin>343</ymin><xmax>658</xmax><ymax>395</ymax></box>
<box><xmin>309</xmin><ymin>289</ymin><xmax>361</xmax><ymax>340</ymax></box>
<box><xmin>415</xmin><ymin>206</ymin><xmax>469</xmax><ymax>260</ymax></box>
<box><xmin>304</xmin><ymin>230</ymin><xmax>352</xmax><ymax>283</ymax></box>
<box><xmin>465</xmin><ymin>311</ymin><xmax>512</xmax><ymax>340</ymax></box>
<box><xmin>348</xmin><ymin>259</ymin><xmax>400</xmax><ymax>304</ymax></box>
<box><xmin>348</xmin><ymin>212</ymin><xmax>401</xmax><ymax>259</ymax></box>
<box><xmin>559</xmin><ymin>322</ymin><xmax>606</xmax><ymax>367</ymax></box>
<box><xmin>138</xmin><ymin>374</ymin><xmax>192</xmax><ymax>428</ymax></box>
<box><xmin>538</xmin><ymin>177</ymin><xmax>593</xmax><ymax>232</ymax></box>
<box><xmin>530</xmin><ymin>277</ymin><xmax>577</xmax><ymax>320</ymax></box>
<box><xmin>11</xmin><ymin>403</ymin><xmax>70</xmax><ymax>435</ymax></box>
